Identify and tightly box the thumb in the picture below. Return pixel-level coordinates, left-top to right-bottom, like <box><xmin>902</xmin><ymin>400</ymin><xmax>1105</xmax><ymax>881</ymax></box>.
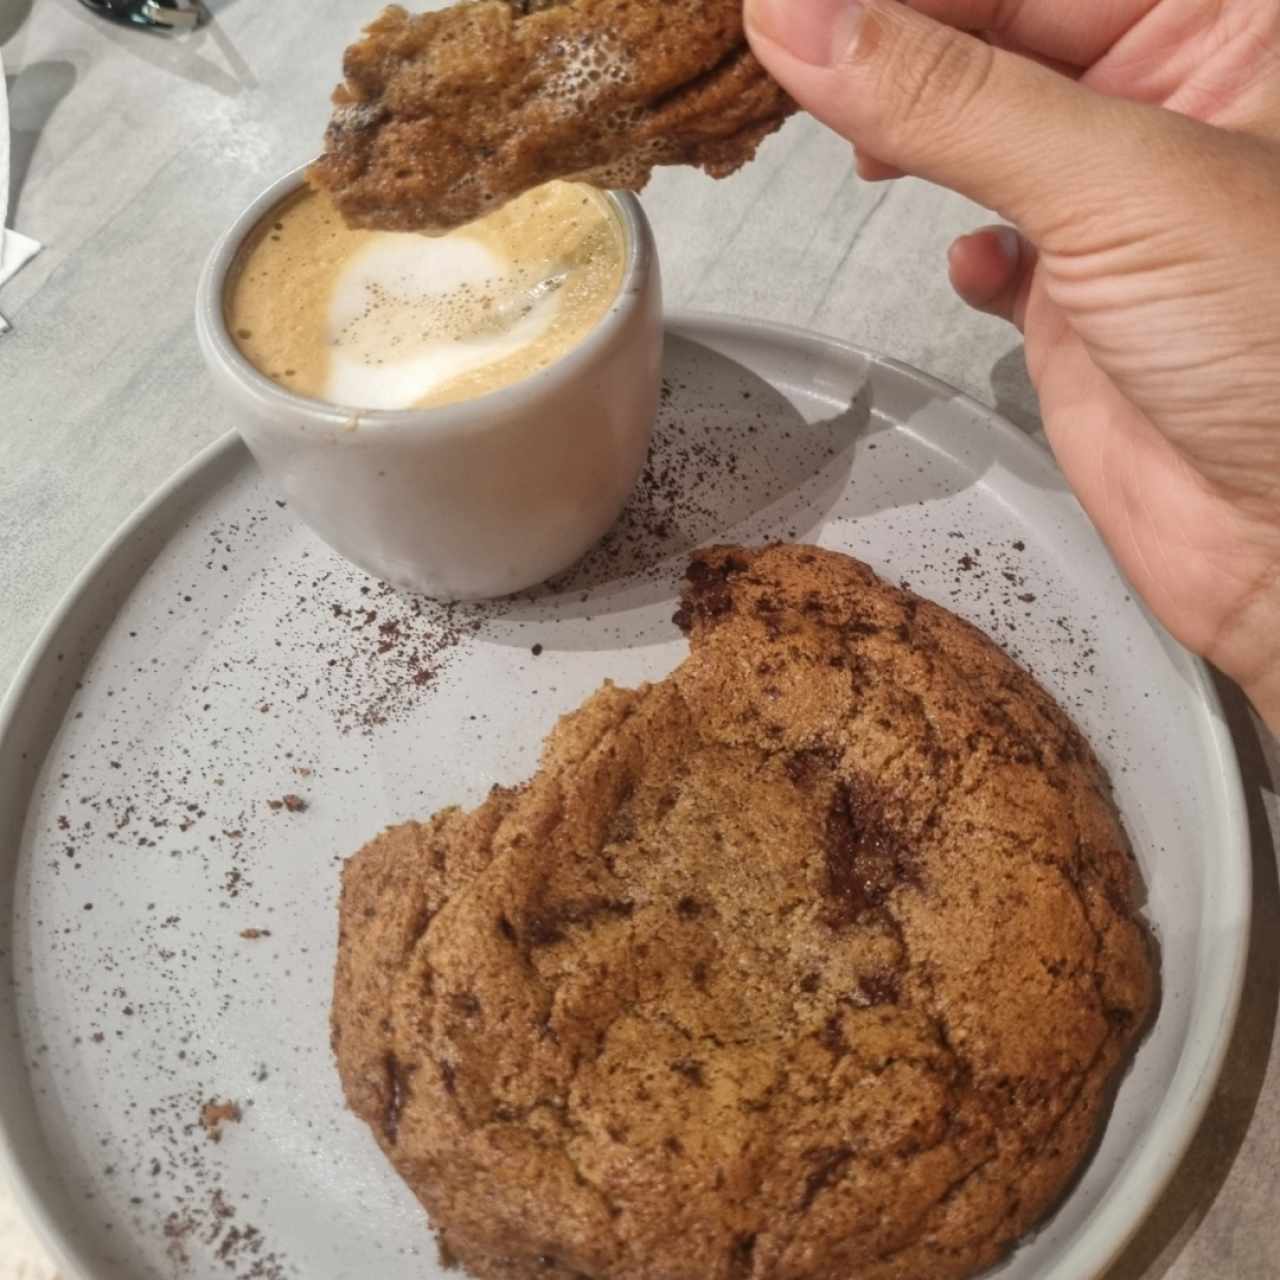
<box><xmin>745</xmin><ymin>0</ymin><xmax>1151</xmax><ymax>240</ymax></box>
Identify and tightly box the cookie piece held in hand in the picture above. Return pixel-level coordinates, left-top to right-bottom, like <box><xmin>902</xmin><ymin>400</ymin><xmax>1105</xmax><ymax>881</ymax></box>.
<box><xmin>310</xmin><ymin>0</ymin><xmax>794</xmax><ymax>233</ymax></box>
<box><xmin>332</xmin><ymin>544</ymin><xmax>1155</xmax><ymax>1280</ymax></box>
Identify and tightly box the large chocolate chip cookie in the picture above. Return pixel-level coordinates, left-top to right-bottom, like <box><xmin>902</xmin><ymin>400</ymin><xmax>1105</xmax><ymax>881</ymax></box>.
<box><xmin>332</xmin><ymin>544</ymin><xmax>1155</xmax><ymax>1279</ymax></box>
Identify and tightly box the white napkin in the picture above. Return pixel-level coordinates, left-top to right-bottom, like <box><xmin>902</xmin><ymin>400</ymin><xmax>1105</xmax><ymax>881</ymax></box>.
<box><xmin>0</xmin><ymin>46</ymin><xmax>43</xmax><ymax>333</ymax></box>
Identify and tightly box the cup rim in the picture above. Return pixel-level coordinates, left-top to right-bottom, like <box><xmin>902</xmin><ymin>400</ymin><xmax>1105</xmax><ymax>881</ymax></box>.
<box><xmin>194</xmin><ymin>163</ymin><xmax>653</xmax><ymax>436</ymax></box>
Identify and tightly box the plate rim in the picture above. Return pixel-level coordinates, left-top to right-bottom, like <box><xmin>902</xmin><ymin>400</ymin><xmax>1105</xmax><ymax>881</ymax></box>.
<box><xmin>0</xmin><ymin>425</ymin><xmax>243</xmax><ymax>1280</ymax></box>
<box><xmin>0</xmin><ymin>310</ymin><xmax>1251</xmax><ymax>1280</ymax></box>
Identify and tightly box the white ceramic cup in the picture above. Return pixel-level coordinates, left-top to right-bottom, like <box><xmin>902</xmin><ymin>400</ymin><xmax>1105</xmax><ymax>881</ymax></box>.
<box><xmin>195</xmin><ymin>165</ymin><xmax>662</xmax><ymax>600</ymax></box>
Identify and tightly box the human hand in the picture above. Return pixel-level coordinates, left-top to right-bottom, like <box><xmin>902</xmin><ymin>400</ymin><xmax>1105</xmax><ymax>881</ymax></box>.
<box><xmin>745</xmin><ymin>0</ymin><xmax>1280</xmax><ymax>730</ymax></box>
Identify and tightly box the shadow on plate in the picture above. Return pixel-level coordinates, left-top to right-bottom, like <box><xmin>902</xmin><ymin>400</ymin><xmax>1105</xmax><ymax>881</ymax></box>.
<box><xmin>988</xmin><ymin>342</ymin><xmax>1044</xmax><ymax>440</ymax></box>
<box><xmin>494</xmin><ymin>334</ymin><xmax>871</xmax><ymax>635</ymax></box>
<box><xmin>1102</xmin><ymin>676</ymin><xmax>1278</xmax><ymax>1280</ymax></box>
<box><xmin>484</xmin><ymin>331</ymin><xmax>1067</xmax><ymax>652</ymax></box>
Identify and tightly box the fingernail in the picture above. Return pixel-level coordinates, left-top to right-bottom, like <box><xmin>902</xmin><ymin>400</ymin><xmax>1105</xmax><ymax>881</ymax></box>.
<box><xmin>747</xmin><ymin>0</ymin><xmax>867</xmax><ymax>68</ymax></box>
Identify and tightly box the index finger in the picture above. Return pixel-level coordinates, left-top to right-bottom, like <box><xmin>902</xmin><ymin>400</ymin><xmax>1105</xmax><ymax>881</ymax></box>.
<box><xmin>904</xmin><ymin>0</ymin><xmax>1161</xmax><ymax>68</ymax></box>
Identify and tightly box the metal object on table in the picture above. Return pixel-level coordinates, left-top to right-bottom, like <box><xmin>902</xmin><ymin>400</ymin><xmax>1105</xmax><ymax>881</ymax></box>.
<box><xmin>76</xmin><ymin>0</ymin><xmax>204</xmax><ymax>31</ymax></box>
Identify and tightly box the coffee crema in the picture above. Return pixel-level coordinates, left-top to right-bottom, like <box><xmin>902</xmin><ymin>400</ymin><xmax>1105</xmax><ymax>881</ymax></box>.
<box><xmin>225</xmin><ymin>181</ymin><xmax>626</xmax><ymax>411</ymax></box>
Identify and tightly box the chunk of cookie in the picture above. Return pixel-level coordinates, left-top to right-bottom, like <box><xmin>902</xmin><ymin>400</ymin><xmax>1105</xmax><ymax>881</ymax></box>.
<box><xmin>310</xmin><ymin>1</ymin><xmax>794</xmax><ymax>233</ymax></box>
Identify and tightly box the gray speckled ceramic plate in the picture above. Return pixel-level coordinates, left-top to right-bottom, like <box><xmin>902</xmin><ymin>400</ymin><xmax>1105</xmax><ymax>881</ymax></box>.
<box><xmin>0</xmin><ymin>314</ymin><xmax>1249</xmax><ymax>1280</ymax></box>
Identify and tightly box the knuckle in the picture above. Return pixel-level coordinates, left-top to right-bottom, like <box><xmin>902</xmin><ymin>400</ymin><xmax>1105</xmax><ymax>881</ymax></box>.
<box><xmin>900</xmin><ymin>29</ymin><xmax>995</xmax><ymax>131</ymax></box>
<box><xmin>853</xmin><ymin>13</ymin><xmax>997</xmax><ymax>146</ymax></box>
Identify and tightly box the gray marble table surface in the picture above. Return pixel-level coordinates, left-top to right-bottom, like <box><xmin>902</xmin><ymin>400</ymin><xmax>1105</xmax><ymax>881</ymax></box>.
<box><xmin>1</xmin><ymin>1</ymin><xmax>1277</xmax><ymax>1277</ymax></box>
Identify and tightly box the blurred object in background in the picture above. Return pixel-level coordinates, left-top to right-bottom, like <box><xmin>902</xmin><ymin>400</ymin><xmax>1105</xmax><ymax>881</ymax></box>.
<box><xmin>76</xmin><ymin>0</ymin><xmax>204</xmax><ymax>32</ymax></box>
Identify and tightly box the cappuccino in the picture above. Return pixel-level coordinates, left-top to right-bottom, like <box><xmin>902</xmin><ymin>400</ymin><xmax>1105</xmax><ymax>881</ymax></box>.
<box><xmin>225</xmin><ymin>181</ymin><xmax>625</xmax><ymax>411</ymax></box>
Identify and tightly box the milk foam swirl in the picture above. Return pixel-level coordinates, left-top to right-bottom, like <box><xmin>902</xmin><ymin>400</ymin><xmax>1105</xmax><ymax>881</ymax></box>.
<box><xmin>227</xmin><ymin>181</ymin><xmax>624</xmax><ymax>411</ymax></box>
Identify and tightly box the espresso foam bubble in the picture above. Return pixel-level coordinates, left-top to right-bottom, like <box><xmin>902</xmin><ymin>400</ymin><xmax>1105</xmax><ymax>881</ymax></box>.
<box><xmin>225</xmin><ymin>180</ymin><xmax>625</xmax><ymax>411</ymax></box>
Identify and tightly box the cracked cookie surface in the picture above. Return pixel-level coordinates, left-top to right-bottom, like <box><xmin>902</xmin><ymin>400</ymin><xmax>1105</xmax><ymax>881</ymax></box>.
<box><xmin>332</xmin><ymin>544</ymin><xmax>1155</xmax><ymax>1279</ymax></box>
<box><xmin>310</xmin><ymin>0</ymin><xmax>794</xmax><ymax>233</ymax></box>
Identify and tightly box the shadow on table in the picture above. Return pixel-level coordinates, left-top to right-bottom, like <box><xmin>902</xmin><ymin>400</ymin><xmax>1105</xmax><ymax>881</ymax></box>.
<box><xmin>4</xmin><ymin>59</ymin><xmax>75</xmax><ymax>223</ymax></box>
<box><xmin>61</xmin><ymin>0</ymin><xmax>255</xmax><ymax>96</ymax></box>
<box><xmin>0</xmin><ymin>0</ymin><xmax>34</xmax><ymax>46</ymax></box>
<box><xmin>1103</xmin><ymin>675</ymin><xmax>1279</xmax><ymax>1280</ymax></box>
